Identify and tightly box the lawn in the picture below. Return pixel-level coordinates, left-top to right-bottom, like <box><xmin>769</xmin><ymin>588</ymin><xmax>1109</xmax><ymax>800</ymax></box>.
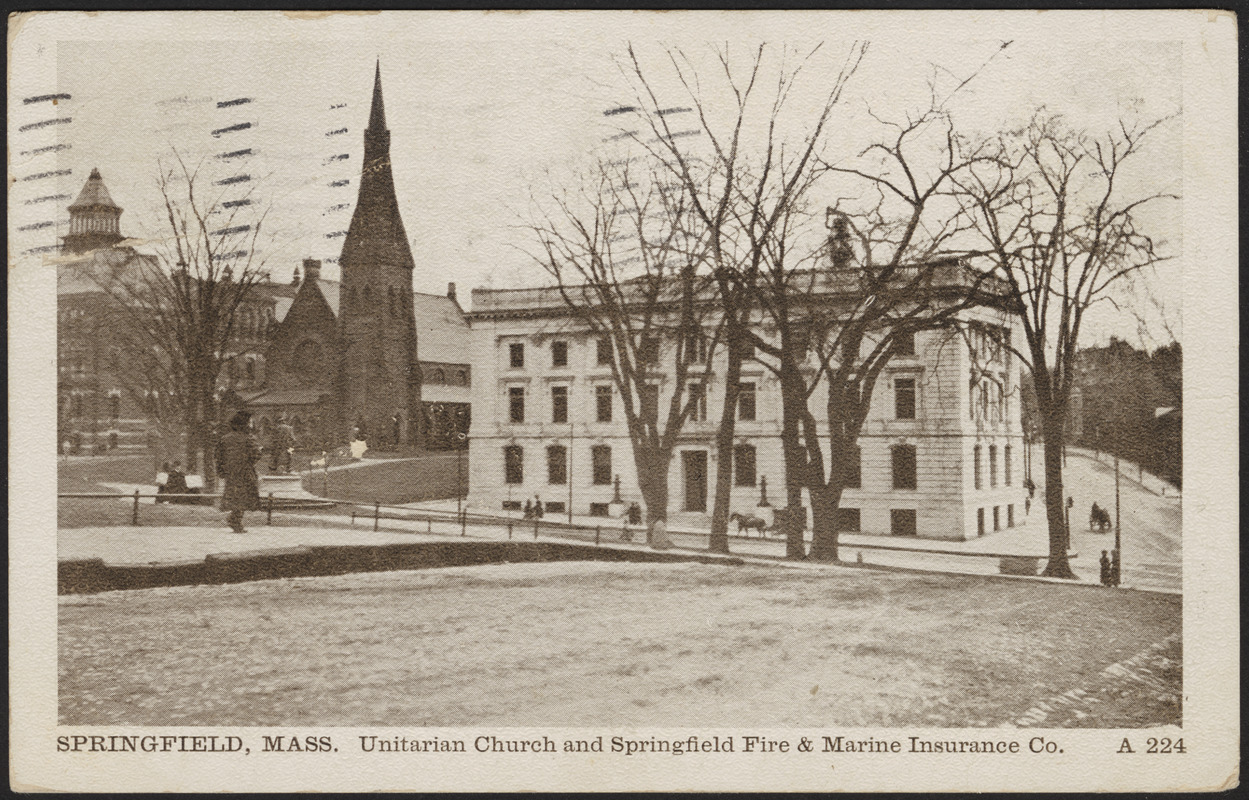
<box><xmin>59</xmin><ymin>560</ymin><xmax>1180</xmax><ymax>728</ymax></box>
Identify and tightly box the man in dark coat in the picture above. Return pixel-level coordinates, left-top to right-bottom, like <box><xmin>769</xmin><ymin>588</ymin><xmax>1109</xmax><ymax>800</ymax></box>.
<box><xmin>216</xmin><ymin>411</ymin><xmax>262</xmax><ymax>533</ymax></box>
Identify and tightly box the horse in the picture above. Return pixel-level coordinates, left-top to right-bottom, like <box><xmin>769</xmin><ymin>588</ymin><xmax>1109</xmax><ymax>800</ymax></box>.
<box><xmin>729</xmin><ymin>512</ymin><xmax>769</xmax><ymax>537</ymax></box>
<box><xmin>1089</xmin><ymin>505</ymin><xmax>1112</xmax><ymax>532</ymax></box>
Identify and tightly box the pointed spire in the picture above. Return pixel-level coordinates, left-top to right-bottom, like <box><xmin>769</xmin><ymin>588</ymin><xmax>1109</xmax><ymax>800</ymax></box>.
<box><xmin>368</xmin><ymin>59</ymin><xmax>387</xmax><ymax>131</ymax></box>
<box><xmin>69</xmin><ymin>167</ymin><xmax>120</xmax><ymax>211</ymax></box>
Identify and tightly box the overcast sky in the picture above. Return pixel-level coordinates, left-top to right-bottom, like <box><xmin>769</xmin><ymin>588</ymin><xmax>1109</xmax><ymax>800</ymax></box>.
<box><xmin>13</xmin><ymin>10</ymin><xmax>1184</xmax><ymax>346</ymax></box>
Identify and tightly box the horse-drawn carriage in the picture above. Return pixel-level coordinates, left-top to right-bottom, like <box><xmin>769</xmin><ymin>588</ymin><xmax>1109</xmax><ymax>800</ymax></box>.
<box><xmin>1089</xmin><ymin>503</ymin><xmax>1112</xmax><ymax>532</ymax></box>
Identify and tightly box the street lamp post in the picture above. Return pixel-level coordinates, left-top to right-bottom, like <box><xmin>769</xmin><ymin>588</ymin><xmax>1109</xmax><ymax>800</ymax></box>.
<box><xmin>456</xmin><ymin>433</ymin><xmax>466</xmax><ymax>515</ymax></box>
<box><xmin>1113</xmin><ymin>454</ymin><xmax>1122</xmax><ymax>587</ymax></box>
<box><xmin>568</xmin><ymin>420</ymin><xmax>574</xmax><ymax>525</ymax></box>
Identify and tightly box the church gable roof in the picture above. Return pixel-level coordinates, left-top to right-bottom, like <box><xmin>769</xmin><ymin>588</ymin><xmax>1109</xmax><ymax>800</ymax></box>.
<box><xmin>274</xmin><ymin>275</ymin><xmax>337</xmax><ymax>339</ymax></box>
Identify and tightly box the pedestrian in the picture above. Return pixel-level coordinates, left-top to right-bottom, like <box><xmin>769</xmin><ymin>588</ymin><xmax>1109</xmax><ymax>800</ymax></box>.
<box><xmin>1024</xmin><ymin>496</ymin><xmax>1031</xmax><ymax>515</ymax></box>
<box><xmin>269</xmin><ymin>416</ymin><xmax>295</xmax><ymax>473</ymax></box>
<box><xmin>215</xmin><ymin>411</ymin><xmax>262</xmax><ymax>533</ymax></box>
<box><xmin>522</xmin><ymin>499</ymin><xmax>532</xmax><ymax>520</ymax></box>
<box><xmin>1111</xmin><ymin>549</ymin><xmax>1121</xmax><ymax>587</ymax></box>
<box><xmin>166</xmin><ymin>460</ymin><xmax>189</xmax><ymax>502</ymax></box>
<box><xmin>533</xmin><ymin>495</ymin><xmax>544</xmax><ymax>519</ymax></box>
<box><xmin>1099</xmin><ymin>550</ymin><xmax>1112</xmax><ymax>586</ymax></box>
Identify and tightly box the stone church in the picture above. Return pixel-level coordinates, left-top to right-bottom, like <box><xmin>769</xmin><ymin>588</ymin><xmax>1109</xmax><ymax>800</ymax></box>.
<box><xmin>240</xmin><ymin>64</ymin><xmax>471</xmax><ymax>452</ymax></box>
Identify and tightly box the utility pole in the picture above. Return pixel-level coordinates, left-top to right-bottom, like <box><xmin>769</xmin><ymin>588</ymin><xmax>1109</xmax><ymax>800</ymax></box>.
<box><xmin>568</xmin><ymin>419</ymin><xmax>574</xmax><ymax>525</ymax></box>
<box><xmin>1114</xmin><ymin>454</ymin><xmax>1122</xmax><ymax>587</ymax></box>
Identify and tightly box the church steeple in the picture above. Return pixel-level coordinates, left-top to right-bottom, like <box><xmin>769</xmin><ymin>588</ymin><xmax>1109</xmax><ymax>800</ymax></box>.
<box><xmin>340</xmin><ymin>61</ymin><xmax>414</xmax><ymax>272</ymax></box>
<box><xmin>63</xmin><ymin>168</ymin><xmax>125</xmax><ymax>254</ymax></box>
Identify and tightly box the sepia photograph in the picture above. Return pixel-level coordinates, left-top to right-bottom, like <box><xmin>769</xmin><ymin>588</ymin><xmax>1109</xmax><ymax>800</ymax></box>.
<box><xmin>9</xmin><ymin>9</ymin><xmax>1237</xmax><ymax>793</ymax></box>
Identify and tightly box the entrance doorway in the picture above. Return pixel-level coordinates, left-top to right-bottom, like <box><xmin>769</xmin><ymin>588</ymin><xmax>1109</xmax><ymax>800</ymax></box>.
<box><xmin>682</xmin><ymin>450</ymin><xmax>708</xmax><ymax>512</ymax></box>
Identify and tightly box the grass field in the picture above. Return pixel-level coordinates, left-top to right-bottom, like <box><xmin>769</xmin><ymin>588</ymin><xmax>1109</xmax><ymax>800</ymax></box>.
<box><xmin>60</xmin><ymin>560</ymin><xmax>1180</xmax><ymax>728</ymax></box>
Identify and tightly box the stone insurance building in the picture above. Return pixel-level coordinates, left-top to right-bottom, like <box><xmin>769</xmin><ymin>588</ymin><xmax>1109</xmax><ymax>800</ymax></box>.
<box><xmin>465</xmin><ymin>262</ymin><xmax>1026</xmax><ymax>542</ymax></box>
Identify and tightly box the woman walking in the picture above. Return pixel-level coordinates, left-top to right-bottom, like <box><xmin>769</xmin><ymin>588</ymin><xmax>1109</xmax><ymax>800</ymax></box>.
<box><xmin>216</xmin><ymin>411</ymin><xmax>262</xmax><ymax>533</ymax></box>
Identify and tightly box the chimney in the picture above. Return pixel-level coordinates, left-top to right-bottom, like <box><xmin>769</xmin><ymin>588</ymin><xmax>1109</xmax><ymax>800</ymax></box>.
<box><xmin>447</xmin><ymin>281</ymin><xmax>457</xmax><ymax>302</ymax></box>
<box><xmin>303</xmin><ymin>258</ymin><xmax>322</xmax><ymax>283</ymax></box>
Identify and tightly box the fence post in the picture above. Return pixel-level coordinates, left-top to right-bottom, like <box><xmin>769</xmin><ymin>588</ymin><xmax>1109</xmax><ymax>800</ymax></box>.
<box><xmin>132</xmin><ymin>489</ymin><xmax>140</xmax><ymax>526</ymax></box>
<box><xmin>266</xmin><ymin>493</ymin><xmax>274</xmax><ymax>525</ymax></box>
<box><xmin>595</xmin><ymin>526</ymin><xmax>601</xmax><ymax>546</ymax></box>
<box><xmin>427</xmin><ymin>518</ymin><xmax>432</xmax><ymax>533</ymax></box>
<box><xmin>374</xmin><ymin>502</ymin><xmax>380</xmax><ymax>532</ymax></box>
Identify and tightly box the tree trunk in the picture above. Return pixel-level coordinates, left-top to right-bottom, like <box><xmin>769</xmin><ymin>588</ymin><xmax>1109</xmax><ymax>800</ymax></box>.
<box><xmin>708</xmin><ymin>343</ymin><xmax>743</xmax><ymax>555</ymax></box>
<box><xmin>634</xmin><ymin>450</ymin><xmax>671</xmax><ymax>549</ymax></box>
<box><xmin>778</xmin><ymin>363</ymin><xmax>807</xmax><ymax>560</ymax></box>
<box><xmin>808</xmin><ymin>482</ymin><xmax>844</xmax><ymax>562</ymax></box>
<box><xmin>1039</xmin><ymin>414</ymin><xmax>1077</xmax><ymax>579</ymax></box>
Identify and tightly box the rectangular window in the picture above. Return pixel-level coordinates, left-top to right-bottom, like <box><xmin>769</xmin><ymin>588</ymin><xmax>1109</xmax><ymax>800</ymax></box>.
<box><xmin>973</xmin><ymin>445</ymin><xmax>982</xmax><ymax>490</ymax></box>
<box><xmin>502</xmin><ymin>500</ymin><xmax>522</xmax><ymax>512</ymax></box>
<box><xmin>895</xmin><ymin>378</ymin><xmax>916</xmax><ymax>420</ymax></box>
<box><xmin>640</xmin><ymin>384</ymin><xmax>659</xmax><ymax>421</ymax></box>
<box><xmin>551</xmin><ymin>385</ymin><xmax>568</xmax><ymax>424</ymax></box>
<box><xmin>1007</xmin><ymin>504</ymin><xmax>1015</xmax><ymax>528</ymax></box>
<box><xmin>639</xmin><ymin>336</ymin><xmax>660</xmax><ymax>365</ymax></box>
<box><xmin>1004</xmin><ymin>445</ymin><xmax>1013</xmax><ymax>486</ymax></box>
<box><xmin>589</xmin><ymin>502</ymin><xmax>610</xmax><ymax>518</ymax></box>
<box><xmin>734</xmin><ymin>444</ymin><xmax>757</xmax><ymax>487</ymax></box>
<box><xmin>891</xmin><ymin>444</ymin><xmax>917</xmax><ymax>490</ymax></box>
<box><xmin>596</xmin><ymin>337</ymin><xmax>612</xmax><ymax>366</ymax></box>
<box><xmin>551</xmin><ymin>340</ymin><xmax>568</xmax><ymax>368</ymax></box>
<box><xmin>544</xmin><ymin>501</ymin><xmax>565</xmax><ymax>514</ymax></box>
<box><xmin>595</xmin><ymin>385</ymin><xmax>612</xmax><ymax>423</ymax></box>
<box><xmin>685</xmin><ymin>331</ymin><xmax>707</xmax><ymax>363</ymax></box>
<box><xmin>993</xmin><ymin>505</ymin><xmax>1001</xmax><ymax>531</ymax></box>
<box><xmin>989</xmin><ymin>445</ymin><xmax>998</xmax><ymax>488</ymax></box>
<box><xmin>591</xmin><ymin>445</ymin><xmax>612</xmax><ymax>485</ymax></box>
<box><xmin>688</xmin><ymin>383</ymin><xmax>707</xmax><ymax>422</ymax></box>
<box><xmin>837</xmin><ymin>507</ymin><xmax>861</xmax><ymax>533</ymax></box>
<box><xmin>547</xmin><ymin>445</ymin><xmax>567</xmax><ymax>485</ymax></box>
<box><xmin>503</xmin><ymin>445</ymin><xmax>524</xmax><ymax>484</ymax></box>
<box><xmin>737</xmin><ymin>382</ymin><xmax>757</xmax><ymax>422</ymax></box>
<box><xmin>509</xmin><ymin>342</ymin><xmax>524</xmax><ymax>369</ymax></box>
<box><xmin>977</xmin><ymin>507</ymin><xmax>985</xmax><ymax>536</ymax></box>
<box><xmin>895</xmin><ymin>330</ymin><xmax>915</xmax><ymax>356</ymax></box>
<box><xmin>508</xmin><ymin>386</ymin><xmax>525</xmax><ymax>424</ymax></box>
<box><xmin>890</xmin><ymin>509</ymin><xmax>917</xmax><ymax>537</ymax></box>
<box><xmin>845</xmin><ymin>445</ymin><xmax>862</xmax><ymax>489</ymax></box>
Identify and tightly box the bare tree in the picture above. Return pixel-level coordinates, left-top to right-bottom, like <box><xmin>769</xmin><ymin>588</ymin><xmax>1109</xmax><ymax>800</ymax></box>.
<box><xmin>625</xmin><ymin>44</ymin><xmax>1004</xmax><ymax>560</ymax></box>
<box><xmin>527</xmin><ymin>156</ymin><xmax>719</xmax><ymax>546</ymax></box>
<box><xmin>954</xmin><ymin>109</ymin><xmax>1177</xmax><ymax>578</ymax></box>
<box><xmin>85</xmin><ymin>149</ymin><xmax>272</xmax><ymax>487</ymax></box>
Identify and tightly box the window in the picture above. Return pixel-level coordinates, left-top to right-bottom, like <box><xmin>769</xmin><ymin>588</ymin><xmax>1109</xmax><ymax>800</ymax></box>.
<box><xmin>502</xmin><ymin>500</ymin><xmax>522</xmax><ymax>512</ymax></box>
<box><xmin>891</xmin><ymin>444</ymin><xmax>917</xmax><ymax>490</ymax></box>
<box><xmin>591</xmin><ymin>445</ymin><xmax>612</xmax><ymax>485</ymax></box>
<box><xmin>595</xmin><ymin>385</ymin><xmax>613</xmax><ymax>423</ymax></box>
<box><xmin>1007</xmin><ymin>504</ymin><xmax>1015</xmax><ymax>528</ymax></box>
<box><xmin>993</xmin><ymin>505</ymin><xmax>1001</xmax><ymax>531</ymax></box>
<box><xmin>737</xmin><ymin>382</ymin><xmax>756</xmax><ymax>422</ymax></box>
<box><xmin>977</xmin><ymin>507</ymin><xmax>985</xmax><ymax>536</ymax></box>
<box><xmin>544</xmin><ymin>501</ymin><xmax>565</xmax><ymax>514</ymax></box>
<box><xmin>891</xmin><ymin>509</ymin><xmax>917</xmax><ymax>537</ymax></box>
<box><xmin>684</xmin><ymin>330</ymin><xmax>707</xmax><ymax>363</ymax></box>
<box><xmin>547</xmin><ymin>445</ymin><xmax>567</xmax><ymax>485</ymax></box>
<box><xmin>734</xmin><ymin>444</ymin><xmax>757</xmax><ymax>487</ymax></box>
<box><xmin>509</xmin><ymin>343</ymin><xmax>525</xmax><ymax>369</ymax></box>
<box><xmin>503</xmin><ymin>445</ymin><xmax>524</xmax><ymax>484</ymax></box>
<box><xmin>551</xmin><ymin>385</ymin><xmax>568</xmax><ymax>424</ymax></box>
<box><xmin>844</xmin><ymin>445</ymin><xmax>862</xmax><ymax>489</ymax></box>
<box><xmin>640</xmin><ymin>384</ymin><xmax>659</xmax><ymax>421</ymax></box>
<box><xmin>895</xmin><ymin>330</ymin><xmax>915</xmax><ymax>356</ymax></box>
<box><xmin>1004</xmin><ymin>445</ymin><xmax>1012</xmax><ymax>486</ymax></box>
<box><xmin>687</xmin><ymin>383</ymin><xmax>707</xmax><ymax>422</ymax></box>
<box><xmin>973</xmin><ymin>445</ymin><xmax>983</xmax><ymax>490</ymax></box>
<box><xmin>508</xmin><ymin>386</ymin><xmax>525</xmax><ymax>424</ymax></box>
<box><xmin>639</xmin><ymin>336</ymin><xmax>660</xmax><ymax>365</ymax></box>
<box><xmin>989</xmin><ymin>445</ymin><xmax>998</xmax><ymax>488</ymax></box>
<box><xmin>895</xmin><ymin>378</ymin><xmax>916</xmax><ymax>420</ymax></box>
<box><xmin>837</xmin><ymin>508</ymin><xmax>861</xmax><ymax>532</ymax></box>
<box><xmin>589</xmin><ymin>502</ymin><xmax>610</xmax><ymax>518</ymax></box>
<box><xmin>596</xmin><ymin>337</ymin><xmax>612</xmax><ymax>366</ymax></box>
<box><xmin>551</xmin><ymin>340</ymin><xmax>568</xmax><ymax>368</ymax></box>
